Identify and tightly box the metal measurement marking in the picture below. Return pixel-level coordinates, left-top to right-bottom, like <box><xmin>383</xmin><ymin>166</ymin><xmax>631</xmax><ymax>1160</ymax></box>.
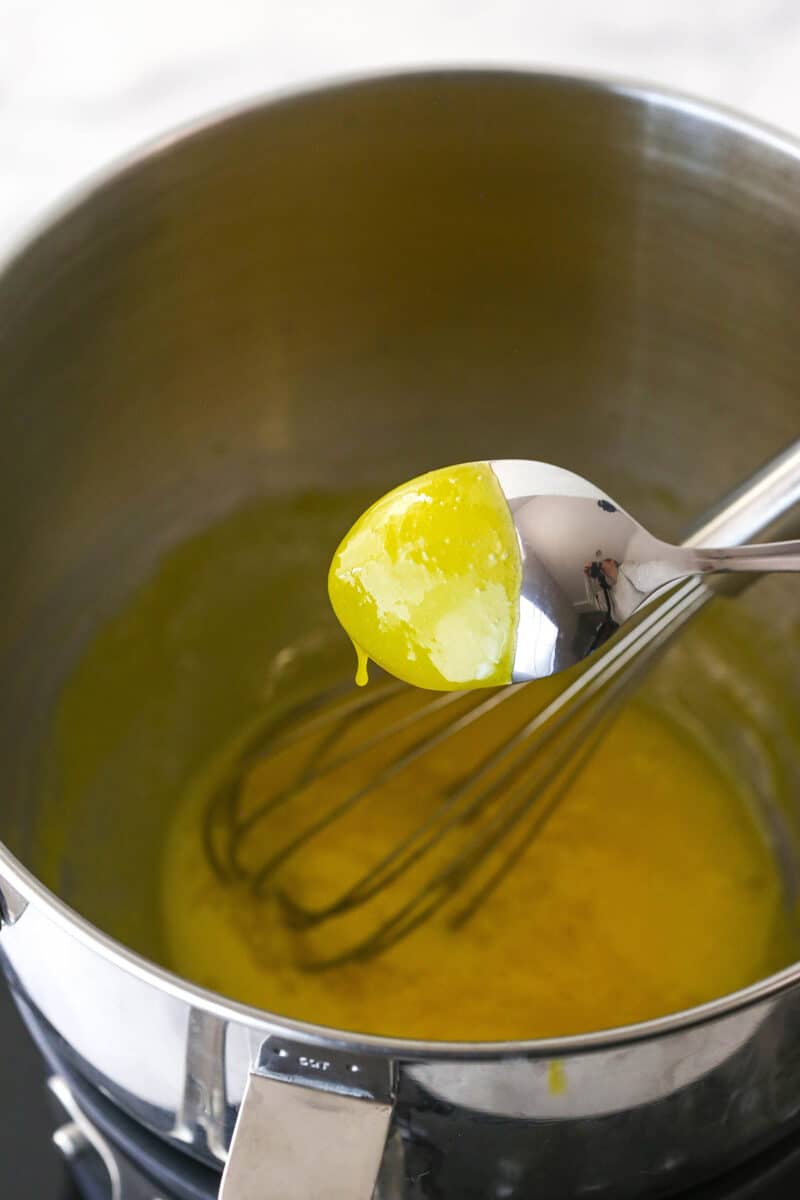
<box><xmin>259</xmin><ymin>1037</ymin><xmax>393</xmax><ymax>1102</ymax></box>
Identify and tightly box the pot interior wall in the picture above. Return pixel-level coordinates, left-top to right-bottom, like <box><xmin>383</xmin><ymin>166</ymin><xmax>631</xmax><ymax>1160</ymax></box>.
<box><xmin>0</xmin><ymin>72</ymin><xmax>800</xmax><ymax>970</ymax></box>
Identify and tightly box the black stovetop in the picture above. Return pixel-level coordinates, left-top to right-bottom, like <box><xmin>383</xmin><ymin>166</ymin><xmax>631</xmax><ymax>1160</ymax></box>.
<box><xmin>0</xmin><ymin>983</ymin><xmax>78</xmax><ymax>1198</ymax></box>
<box><xmin>4</xmin><ymin>978</ymin><xmax>800</xmax><ymax>1200</ymax></box>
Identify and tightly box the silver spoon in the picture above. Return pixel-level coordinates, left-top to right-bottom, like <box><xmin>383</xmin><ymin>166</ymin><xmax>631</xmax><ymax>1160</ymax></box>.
<box><xmin>491</xmin><ymin>459</ymin><xmax>800</xmax><ymax>681</ymax></box>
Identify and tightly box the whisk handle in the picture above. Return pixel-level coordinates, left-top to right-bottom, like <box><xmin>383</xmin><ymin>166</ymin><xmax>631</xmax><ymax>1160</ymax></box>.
<box><xmin>691</xmin><ymin>540</ymin><xmax>800</xmax><ymax>575</ymax></box>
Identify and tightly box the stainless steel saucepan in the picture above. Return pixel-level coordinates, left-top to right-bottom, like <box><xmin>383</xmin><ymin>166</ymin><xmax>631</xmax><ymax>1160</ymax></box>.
<box><xmin>2</xmin><ymin>70</ymin><xmax>800</xmax><ymax>1199</ymax></box>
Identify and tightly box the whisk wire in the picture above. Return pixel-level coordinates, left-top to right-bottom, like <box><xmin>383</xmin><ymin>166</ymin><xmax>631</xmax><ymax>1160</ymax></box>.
<box><xmin>203</xmin><ymin>577</ymin><xmax>712</xmax><ymax>967</ymax></box>
<box><xmin>248</xmin><ymin>685</ymin><xmax>524</xmax><ymax>895</ymax></box>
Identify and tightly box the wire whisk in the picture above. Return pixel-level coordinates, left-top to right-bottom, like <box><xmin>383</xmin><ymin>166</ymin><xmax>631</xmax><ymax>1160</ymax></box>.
<box><xmin>203</xmin><ymin>577</ymin><xmax>710</xmax><ymax>969</ymax></box>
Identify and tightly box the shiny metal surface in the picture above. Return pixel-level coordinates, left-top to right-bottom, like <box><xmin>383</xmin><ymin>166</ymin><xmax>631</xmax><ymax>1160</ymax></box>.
<box><xmin>220</xmin><ymin>1039</ymin><xmax>394</xmax><ymax>1200</ymax></box>
<box><xmin>497</xmin><ymin>455</ymin><xmax>800</xmax><ymax>681</ymax></box>
<box><xmin>2</xmin><ymin>69</ymin><xmax>800</xmax><ymax>1199</ymax></box>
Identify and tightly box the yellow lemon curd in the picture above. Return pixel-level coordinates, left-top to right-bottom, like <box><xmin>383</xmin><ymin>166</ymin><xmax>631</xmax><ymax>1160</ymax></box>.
<box><xmin>163</xmin><ymin>686</ymin><xmax>798</xmax><ymax>1040</ymax></box>
<box><xmin>328</xmin><ymin>463</ymin><xmax>522</xmax><ymax>690</ymax></box>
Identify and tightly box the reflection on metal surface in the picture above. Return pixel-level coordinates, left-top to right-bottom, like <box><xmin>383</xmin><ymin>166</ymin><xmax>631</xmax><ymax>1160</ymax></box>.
<box><xmin>408</xmin><ymin>1002</ymin><xmax>770</xmax><ymax>1118</ymax></box>
<box><xmin>517</xmin><ymin>595</ymin><xmax>560</xmax><ymax>678</ymax></box>
<box><xmin>171</xmin><ymin>1006</ymin><xmax>230</xmax><ymax>1162</ymax></box>
<box><xmin>0</xmin><ymin>877</ymin><xmax>28</xmax><ymax>926</ymax></box>
<box><xmin>498</xmin><ymin>458</ymin><xmax>800</xmax><ymax>682</ymax></box>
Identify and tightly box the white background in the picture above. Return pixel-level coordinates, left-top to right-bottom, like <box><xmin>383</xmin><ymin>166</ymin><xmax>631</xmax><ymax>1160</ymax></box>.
<box><xmin>2</xmin><ymin>0</ymin><xmax>800</xmax><ymax>251</ymax></box>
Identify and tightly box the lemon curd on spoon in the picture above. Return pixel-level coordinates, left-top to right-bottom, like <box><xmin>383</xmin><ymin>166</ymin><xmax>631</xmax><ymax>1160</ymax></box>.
<box><xmin>328</xmin><ymin>463</ymin><xmax>522</xmax><ymax>690</ymax></box>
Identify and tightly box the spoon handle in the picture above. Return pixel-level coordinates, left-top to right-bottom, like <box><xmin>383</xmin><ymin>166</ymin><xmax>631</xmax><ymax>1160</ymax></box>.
<box><xmin>692</xmin><ymin>540</ymin><xmax>800</xmax><ymax>574</ymax></box>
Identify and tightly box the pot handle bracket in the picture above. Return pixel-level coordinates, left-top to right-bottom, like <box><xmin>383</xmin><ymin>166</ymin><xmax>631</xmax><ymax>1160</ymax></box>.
<box><xmin>0</xmin><ymin>877</ymin><xmax>28</xmax><ymax>926</ymax></box>
<box><xmin>220</xmin><ymin>1036</ymin><xmax>396</xmax><ymax>1200</ymax></box>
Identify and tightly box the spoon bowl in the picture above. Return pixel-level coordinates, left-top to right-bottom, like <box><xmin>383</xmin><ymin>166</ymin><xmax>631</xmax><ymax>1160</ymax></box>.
<box><xmin>492</xmin><ymin>459</ymin><xmax>800</xmax><ymax>681</ymax></box>
<box><xmin>330</xmin><ymin>459</ymin><xmax>800</xmax><ymax>689</ymax></box>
